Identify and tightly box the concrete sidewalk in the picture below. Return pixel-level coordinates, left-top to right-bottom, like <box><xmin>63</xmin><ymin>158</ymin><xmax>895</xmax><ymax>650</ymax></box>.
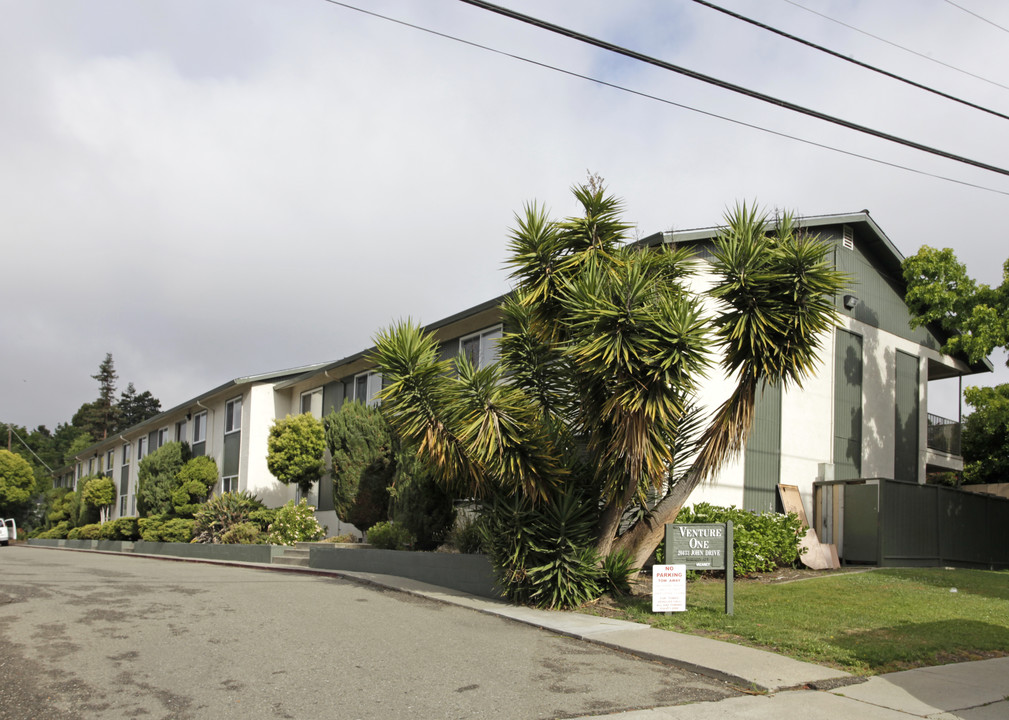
<box><xmin>34</xmin><ymin>545</ymin><xmax>1009</xmax><ymax>718</ymax></box>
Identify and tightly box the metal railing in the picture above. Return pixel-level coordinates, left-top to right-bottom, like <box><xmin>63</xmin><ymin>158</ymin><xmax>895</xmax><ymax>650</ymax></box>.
<box><xmin>927</xmin><ymin>413</ymin><xmax>961</xmax><ymax>456</ymax></box>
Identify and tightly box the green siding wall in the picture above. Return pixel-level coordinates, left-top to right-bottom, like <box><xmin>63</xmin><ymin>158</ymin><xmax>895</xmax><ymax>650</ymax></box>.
<box><xmin>826</xmin><ymin>227</ymin><xmax>941</xmax><ymax>350</ymax></box>
<box><xmin>834</xmin><ymin>329</ymin><xmax>863</xmax><ymax>480</ymax></box>
<box><xmin>894</xmin><ymin>351</ymin><xmax>920</xmax><ymax>483</ymax></box>
<box><xmin>322</xmin><ymin>381</ymin><xmax>344</xmax><ymax>417</ymax></box>
<box><xmin>223</xmin><ymin>432</ymin><xmax>241</xmax><ymax>477</ymax></box>
<box><xmin>743</xmin><ymin>382</ymin><xmax>782</xmax><ymax>513</ymax></box>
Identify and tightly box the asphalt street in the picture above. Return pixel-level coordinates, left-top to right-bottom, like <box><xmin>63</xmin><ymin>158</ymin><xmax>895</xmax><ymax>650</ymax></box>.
<box><xmin>0</xmin><ymin>547</ymin><xmax>740</xmax><ymax>719</ymax></box>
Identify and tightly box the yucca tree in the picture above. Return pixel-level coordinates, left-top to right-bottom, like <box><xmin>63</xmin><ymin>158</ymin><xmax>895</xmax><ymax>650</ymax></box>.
<box><xmin>373</xmin><ymin>184</ymin><xmax>846</xmax><ymax>576</ymax></box>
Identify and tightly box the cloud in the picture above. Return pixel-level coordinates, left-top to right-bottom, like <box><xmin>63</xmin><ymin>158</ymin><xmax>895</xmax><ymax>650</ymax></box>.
<box><xmin>2</xmin><ymin>0</ymin><xmax>1007</xmax><ymax>430</ymax></box>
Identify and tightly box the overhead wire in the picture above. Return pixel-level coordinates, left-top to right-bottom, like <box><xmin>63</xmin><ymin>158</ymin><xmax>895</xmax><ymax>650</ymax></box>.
<box><xmin>455</xmin><ymin>0</ymin><xmax>1009</xmax><ymax>178</ymax></box>
<box><xmin>690</xmin><ymin>0</ymin><xmax>1009</xmax><ymax>122</ymax></box>
<box><xmin>782</xmin><ymin>0</ymin><xmax>1009</xmax><ymax>92</ymax></box>
<box><xmin>5</xmin><ymin>423</ymin><xmax>55</xmax><ymax>473</ymax></box>
<box><xmin>317</xmin><ymin>0</ymin><xmax>1009</xmax><ymax>197</ymax></box>
<box><xmin>943</xmin><ymin>0</ymin><xmax>1009</xmax><ymax>35</ymax></box>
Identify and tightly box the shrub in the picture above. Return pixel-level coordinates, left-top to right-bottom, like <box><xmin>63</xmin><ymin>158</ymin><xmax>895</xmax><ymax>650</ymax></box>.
<box><xmin>76</xmin><ymin>523</ymin><xmax>103</xmax><ymax>540</ymax></box>
<box><xmin>449</xmin><ymin>515</ymin><xmax>486</xmax><ymax>554</ymax></box>
<box><xmin>393</xmin><ymin>467</ymin><xmax>455</xmax><ymax>551</ymax></box>
<box><xmin>37</xmin><ymin>521</ymin><xmax>71</xmax><ymax>539</ymax></box>
<box><xmin>266</xmin><ymin>499</ymin><xmax>325</xmax><ymax>546</ymax></box>
<box><xmin>366</xmin><ymin>520</ymin><xmax>414</xmax><ymax>550</ymax></box>
<box><xmin>138</xmin><ymin>517</ymin><xmax>195</xmax><ymax>543</ymax></box>
<box><xmin>267</xmin><ymin>414</ymin><xmax>326</xmax><ymax>496</ymax></box>
<box><xmin>192</xmin><ymin>491</ymin><xmax>264</xmax><ymax>544</ymax></box>
<box><xmin>479</xmin><ymin>488</ymin><xmax>603</xmax><ymax>609</ymax></box>
<box><xmin>325</xmin><ymin>402</ymin><xmax>395</xmax><ymax>532</ymax></box>
<box><xmin>602</xmin><ymin>549</ymin><xmax>638</xmax><ymax>596</ymax></box>
<box><xmin>107</xmin><ymin>516</ymin><xmax>141</xmax><ymax>541</ymax></box>
<box><xmin>248</xmin><ymin>507</ymin><xmax>278</xmax><ymax>533</ymax></box>
<box><xmin>323</xmin><ymin>533</ymin><xmax>356</xmax><ymax>543</ymax></box>
<box><xmin>675</xmin><ymin>503</ymin><xmax>804</xmax><ymax>576</ymax></box>
<box><xmin>171</xmin><ymin>456</ymin><xmax>219</xmax><ymax>517</ymax></box>
<box><xmin>67</xmin><ymin>527</ymin><xmax>81</xmax><ymax>540</ymax></box>
<box><xmin>81</xmin><ymin>476</ymin><xmax>116</xmax><ymax>524</ymax></box>
<box><xmin>136</xmin><ymin>442</ymin><xmax>190</xmax><ymax>517</ymax></box>
<box><xmin>221</xmin><ymin>522</ymin><xmax>263</xmax><ymax>545</ymax></box>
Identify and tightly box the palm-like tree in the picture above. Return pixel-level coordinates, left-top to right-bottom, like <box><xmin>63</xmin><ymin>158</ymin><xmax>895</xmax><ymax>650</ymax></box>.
<box><xmin>373</xmin><ymin>184</ymin><xmax>846</xmax><ymax>573</ymax></box>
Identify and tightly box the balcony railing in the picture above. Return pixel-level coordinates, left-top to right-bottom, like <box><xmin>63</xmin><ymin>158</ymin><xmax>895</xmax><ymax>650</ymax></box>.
<box><xmin>927</xmin><ymin>413</ymin><xmax>961</xmax><ymax>456</ymax></box>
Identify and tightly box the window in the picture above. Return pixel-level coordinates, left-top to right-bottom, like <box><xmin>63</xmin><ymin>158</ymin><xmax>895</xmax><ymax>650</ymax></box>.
<box><xmin>459</xmin><ymin>325</ymin><xmax>503</xmax><ymax>369</ymax></box>
<box><xmin>225</xmin><ymin>397</ymin><xmax>242</xmax><ymax>434</ymax></box>
<box><xmin>175</xmin><ymin>419</ymin><xmax>187</xmax><ymax>443</ymax></box>
<box><xmin>120</xmin><ymin>496</ymin><xmax>127</xmax><ymax>517</ymax></box>
<box><xmin>87</xmin><ymin>457</ymin><xmax>95</xmax><ymax>475</ymax></box>
<box><xmin>137</xmin><ymin>437</ymin><xmax>147</xmax><ymax>461</ymax></box>
<box><xmin>193</xmin><ymin>411</ymin><xmax>207</xmax><ymax>443</ymax></box>
<box><xmin>353</xmin><ymin>372</ymin><xmax>382</xmax><ymax>407</ymax></box>
<box><xmin>300</xmin><ymin>387</ymin><xmax>323</xmax><ymax>418</ymax></box>
<box><xmin>222</xmin><ymin>476</ymin><xmax>239</xmax><ymax>493</ymax></box>
<box><xmin>122</xmin><ymin>443</ymin><xmax>131</xmax><ymax>465</ymax></box>
<box><xmin>105</xmin><ymin>450</ymin><xmax>115</xmax><ymax>477</ymax></box>
<box><xmin>157</xmin><ymin>427</ymin><xmax>168</xmax><ymax>449</ymax></box>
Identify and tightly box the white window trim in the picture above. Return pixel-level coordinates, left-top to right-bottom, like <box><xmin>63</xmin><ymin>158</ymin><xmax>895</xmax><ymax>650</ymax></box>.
<box><xmin>459</xmin><ymin>324</ymin><xmax>503</xmax><ymax>369</ymax></box>
<box><xmin>300</xmin><ymin>386</ymin><xmax>324</xmax><ymax>418</ymax></box>
<box><xmin>353</xmin><ymin>371</ymin><xmax>383</xmax><ymax>407</ymax></box>
<box><xmin>225</xmin><ymin>396</ymin><xmax>243</xmax><ymax>435</ymax></box>
<box><xmin>192</xmin><ymin>410</ymin><xmax>208</xmax><ymax>444</ymax></box>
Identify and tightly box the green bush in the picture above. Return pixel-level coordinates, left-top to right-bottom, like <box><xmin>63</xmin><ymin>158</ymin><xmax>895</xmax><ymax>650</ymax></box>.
<box><xmin>192</xmin><ymin>491</ymin><xmax>265</xmax><ymax>544</ymax></box>
<box><xmin>138</xmin><ymin>516</ymin><xmax>195</xmax><ymax>543</ymax></box>
<box><xmin>106</xmin><ymin>516</ymin><xmax>141</xmax><ymax>541</ymax></box>
<box><xmin>479</xmin><ymin>488</ymin><xmax>604</xmax><ymax>609</ymax></box>
<box><xmin>393</xmin><ymin>465</ymin><xmax>456</xmax><ymax>551</ymax></box>
<box><xmin>136</xmin><ymin>442</ymin><xmax>190</xmax><ymax>517</ymax></box>
<box><xmin>221</xmin><ymin>522</ymin><xmax>263</xmax><ymax>545</ymax></box>
<box><xmin>76</xmin><ymin>523</ymin><xmax>103</xmax><ymax>540</ymax></box>
<box><xmin>366</xmin><ymin>520</ymin><xmax>414</xmax><ymax>550</ymax></box>
<box><xmin>37</xmin><ymin>521</ymin><xmax>71</xmax><ymax>539</ymax></box>
<box><xmin>449</xmin><ymin>515</ymin><xmax>486</xmax><ymax>554</ymax></box>
<box><xmin>172</xmin><ymin>456</ymin><xmax>219</xmax><ymax>517</ymax></box>
<box><xmin>248</xmin><ymin>507</ymin><xmax>278</xmax><ymax>533</ymax></box>
<box><xmin>675</xmin><ymin>503</ymin><xmax>804</xmax><ymax>576</ymax></box>
<box><xmin>325</xmin><ymin>402</ymin><xmax>395</xmax><ymax>532</ymax></box>
<box><xmin>67</xmin><ymin>527</ymin><xmax>81</xmax><ymax>540</ymax></box>
<box><xmin>602</xmin><ymin>549</ymin><xmax>638</xmax><ymax>596</ymax></box>
<box><xmin>324</xmin><ymin>533</ymin><xmax>357</xmax><ymax>543</ymax></box>
<box><xmin>266</xmin><ymin>499</ymin><xmax>325</xmax><ymax>546</ymax></box>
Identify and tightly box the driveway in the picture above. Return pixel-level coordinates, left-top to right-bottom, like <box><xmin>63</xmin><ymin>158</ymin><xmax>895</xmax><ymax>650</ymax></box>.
<box><xmin>0</xmin><ymin>547</ymin><xmax>740</xmax><ymax>719</ymax></box>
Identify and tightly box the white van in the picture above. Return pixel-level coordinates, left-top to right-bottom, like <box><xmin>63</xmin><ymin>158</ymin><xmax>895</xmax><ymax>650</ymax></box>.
<box><xmin>0</xmin><ymin>518</ymin><xmax>16</xmax><ymax>546</ymax></box>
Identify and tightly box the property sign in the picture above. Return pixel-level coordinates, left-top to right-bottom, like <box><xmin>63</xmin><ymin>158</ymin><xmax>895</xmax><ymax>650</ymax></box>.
<box><xmin>667</xmin><ymin>523</ymin><xmax>726</xmax><ymax>570</ymax></box>
<box><xmin>663</xmin><ymin>521</ymin><xmax>734</xmax><ymax>615</ymax></box>
<box><xmin>651</xmin><ymin>564</ymin><xmax>687</xmax><ymax>612</ymax></box>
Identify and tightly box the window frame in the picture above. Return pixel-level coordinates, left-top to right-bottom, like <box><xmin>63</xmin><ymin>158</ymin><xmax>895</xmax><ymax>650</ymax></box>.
<box><xmin>352</xmin><ymin>371</ymin><xmax>382</xmax><ymax>407</ymax></box>
<box><xmin>300</xmin><ymin>387</ymin><xmax>323</xmax><ymax>418</ymax></box>
<box><xmin>192</xmin><ymin>410</ymin><xmax>208</xmax><ymax>444</ymax></box>
<box><xmin>458</xmin><ymin>324</ymin><xmax>503</xmax><ymax>370</ymax></box>
<box><xmin>225</xmin><ymin>397</ymin><xmax>243</xmax><ymax>435</ymax></box>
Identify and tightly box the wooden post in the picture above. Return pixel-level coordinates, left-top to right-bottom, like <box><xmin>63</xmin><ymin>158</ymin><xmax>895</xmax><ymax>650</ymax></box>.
<box><xmin>725</xmin><ymin>520</ymin><xmax>733</xmax><ymax>615</ymax></box>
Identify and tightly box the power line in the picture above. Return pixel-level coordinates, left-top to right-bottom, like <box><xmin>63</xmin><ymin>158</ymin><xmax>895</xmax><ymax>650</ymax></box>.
<box><xmin>318</xmin><ymin>0</ymin><xmax>1009</xmax><ymax>197</ymax></box>
<box><xmin>691</xmin><ymin>0</ymin><xmax>1009</xmax><ymax>122</ymax></box>
<box><xmin>456</xmin><ymin>0</ymin><xmax>1009</xmax><ymax>178</ymax></box>
<box><xmin>5</xmin><ymin>423</ymin><xmax>55</xmax><ymax>473</ymax></box>
<box><xmin>943</xmin><ymin>0</ymin><xmax>1009</xmax><ymax>35</ymax></box>
<box><xmin>782</xmin><ymin>0</ymin><xmax>1009</xmax><ymax>92</ymax></box>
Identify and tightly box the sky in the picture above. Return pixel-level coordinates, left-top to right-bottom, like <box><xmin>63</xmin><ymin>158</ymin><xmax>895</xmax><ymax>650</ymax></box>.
<box><xmin>3</xmin><ymin>0</ymin><xmax>1008</xmax><ymax>433</ymax></box>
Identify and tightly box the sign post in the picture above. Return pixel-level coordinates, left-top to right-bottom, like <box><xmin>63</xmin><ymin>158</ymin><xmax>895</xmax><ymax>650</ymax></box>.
<box><xmin>664</xmin><ymin>520</ymin><xmax>734</xmax><ymax>615</ymax></box>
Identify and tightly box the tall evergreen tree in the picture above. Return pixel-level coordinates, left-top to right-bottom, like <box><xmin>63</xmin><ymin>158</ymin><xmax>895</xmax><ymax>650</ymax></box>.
<box><xmin>116</xmin><ymin>382</ymin><xmax>163</xmax><ymax>432</ymax></box>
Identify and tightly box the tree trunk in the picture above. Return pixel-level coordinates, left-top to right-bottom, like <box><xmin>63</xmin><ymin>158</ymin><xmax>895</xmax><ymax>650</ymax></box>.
<box><xmin>611</xmin><ymin>471</ymin><xmax>701</xmax><ymax>569</ymax></box>
<box><xmin>595</xmin><ymin>478</ymin><xmax>642</xmax><ymax>558</ymax></box>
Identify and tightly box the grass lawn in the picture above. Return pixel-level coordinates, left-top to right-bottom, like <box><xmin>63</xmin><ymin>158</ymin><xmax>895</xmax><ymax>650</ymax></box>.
<box><xmin>584</xmin><ymin>568</ymin><xmax>1009</xmax><ymax>675</ymax></box>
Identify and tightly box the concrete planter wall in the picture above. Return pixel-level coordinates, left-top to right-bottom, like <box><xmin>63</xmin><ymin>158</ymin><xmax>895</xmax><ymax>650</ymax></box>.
<box><xmin>132</xmin><ymin>541</ymin><xmax>282</xmax><ymax>564</ymax></box>
<box><xmin>310</xmin><ymin>546</ymin><xmax>501</xmax><ymax>599</ymax></box>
